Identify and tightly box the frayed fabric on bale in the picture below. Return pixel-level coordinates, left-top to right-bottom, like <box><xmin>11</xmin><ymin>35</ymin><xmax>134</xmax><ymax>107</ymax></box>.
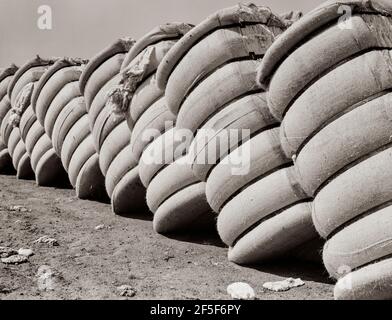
<box><xmin>107</xmin><ymin>46</ymin><xmax>154</xmax><ymax>116</ymax></box>
<box><xmin>9</xmin><ymin>82</ymin><xmax>34</xmax><ymax>128</ymax></box>
<box><xmin>279</xmin><ymin>11</ymin><xmax>303</xmax><ymax>26</ymax></box>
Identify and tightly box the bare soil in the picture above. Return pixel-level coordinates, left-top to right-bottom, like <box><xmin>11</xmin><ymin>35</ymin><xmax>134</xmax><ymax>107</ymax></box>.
<box><xmin>0</xmin><ymin>174</ymin><xmax>334</xmax><ymax>300</ymax></box>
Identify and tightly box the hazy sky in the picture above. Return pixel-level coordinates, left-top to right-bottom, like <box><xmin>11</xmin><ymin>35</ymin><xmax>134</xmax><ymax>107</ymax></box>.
<box><xmin>0</xmin><ymin>0</ymin><xmax>324</xmax><ymax>67</ymax></box>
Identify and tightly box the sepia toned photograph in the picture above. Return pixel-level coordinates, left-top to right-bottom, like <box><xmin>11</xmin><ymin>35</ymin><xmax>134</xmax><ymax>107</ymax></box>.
<box><xmin>0</xmin><ymin>0</ymin><xmax>391</xmax><ymax>308</ymax></box>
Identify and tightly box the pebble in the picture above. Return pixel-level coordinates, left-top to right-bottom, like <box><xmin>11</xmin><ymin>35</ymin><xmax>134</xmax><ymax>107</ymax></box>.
<box><xmin>0</xmin><ymin>286</ymin><xmax>12</xmax><ymax>294</ymax></box>
<box><xmin>117</xmin><ymin>285</ymin><xmax>136</xmax><ymax>297</ymax></box>
<box><xmin>263</xmin><ymin>278</ymin><xmax>305</xmax><ymax>292</ymax></box>
<box><xmin>0</xmin><ymin>246</ymin><xmax>17</xmax><ymax>258</ymax></box>
<box><xmin>8</xmin><ymin>205</ymin><xmax>30</xmax><ymax>212</ymax></box>
<box><xmin>36</xmin><ymin>265</ymin><xmax>61</xmax><ymax>291</ymax></box>
<box><xmin>34</xmin><ymin>236</ymin><xmax>59</xmax><ymax>246</ymax></box>
<box><xmin>18</xmin><ymin>248</ymin><xmax>34</xmax><ymax>257</ymax></box>
<box><xmin>1</xmin><ymin>254</ymin><xmax>28</xmax><ymax>264</ymax></box>
<box><xmin>95</xmin><ymin>224</ymin><xmax>105</xmax><ymax>230</ymax></box>
<box><xmin>163</xmin><ymin>254</ymin><xmax>174</xmax><ymax>262</ymax></box>
<box><xmin>227</xmin><ymin>282</ymin><xmax>255</xmax><ymax>300</ymax></box>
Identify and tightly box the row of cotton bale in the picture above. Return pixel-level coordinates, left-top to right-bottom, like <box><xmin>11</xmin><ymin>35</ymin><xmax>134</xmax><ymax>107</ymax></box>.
<box><xmin>1</xmin><ymin>58</ymin><xmax>67</xmax><ymax>185</ymax></box>
<box><xmin>0</xmin><ymin>66</ymin><xmax>19</xmax><ymax>175</ymax></box>
<box><xmin>78</xmin><ymin>38</ymin><xmax>145</xmax><ymax>214</ymax></box>
<box><xmin>0</xmin><ymin>4</ymin><xmax>319</xmax><ymax>267</ymax></box>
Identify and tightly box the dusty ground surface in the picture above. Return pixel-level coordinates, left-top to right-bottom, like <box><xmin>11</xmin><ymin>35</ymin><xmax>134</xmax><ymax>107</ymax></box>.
<box><xmin>0</xmin><ymin>174</ymin><xmax>334</xmax><ymax>300</ymax></box>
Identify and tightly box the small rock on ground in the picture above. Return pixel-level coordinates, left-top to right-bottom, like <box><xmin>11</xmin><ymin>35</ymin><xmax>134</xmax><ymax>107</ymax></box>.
<box><xmin>117</xmin><ymin>285</ymin><xmax>136</xmax><ymax>297</ymax></box>
<box><xmin>34</xmin><ymin>236</ymin><xmax>59</xmax><ymax>246</ymax></box>
<box><xmin>36</xmin><ymin>265</ymin><xmax>62</xmax><ymax>291</ymax></box>
<box><xmin>0</xmin><ymin>246</ymin><xmax>17</xmax><ymax>258</ymax></box>
<box><xmin>0</xmin><ymin>286</ymin><xmax>12</xmax><ymax>294</ymax></box>
<box><xmin>1</xmin><ymin>254</ymin><xmax>29</xmax><ymax>264</ymax></box>
<box><xmin>18</xmin><ymin>248</ymin><xmax>34</xmax><ymax>257</ymax></box>
<box><xmin>227</xmin><ymin>282</ymin><xmax>255</xmax><ymax>300</ymax></box>
<box><xmin>263</xmin><ymin>278</ymin><xmax>305</xmax><ymax>292</ymax></box>
<box><xmin>8</xmin><ymin>205</ymin><xmax>30</xmax><ymax>212</ymax></box>
<box><xmin>163</xmin><ymin>251</ymin><xmax>174</xmax><ymax>262</ymax></box>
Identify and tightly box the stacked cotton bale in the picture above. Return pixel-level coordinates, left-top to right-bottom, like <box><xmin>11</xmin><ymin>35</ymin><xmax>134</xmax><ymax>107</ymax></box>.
<box><xmin>0</xmin><ymin>65</ymin><xmax>18</xmax><ymax>173</ymax></box>
<box><xmin>112</xmin><ymin>23</ymin><xmax>191</xmax><ymax>163</ymax></box>
<box><xmin>79</xmin><ymin>38</ymin><xmax>148</xmax><ymax>215</ymax></box>
<box><xmin>257</xmin><ymin>0</ymin><xmax>392</xmax><ymax>299</ymax></box>
<box><xmin>108</xmin><ymin>23</ymin><xmax>214</xmax><ymax>233</ymax></box>
<box><xmin>30</xmin><ymin>58</ymin><xmax>106</xmax><ymax>200</ymax></box>
<box><xmin>0</xmin><ymin>67</ymin><xmax>34</xmax><ymax>179</ymax></box>
<box><xmin>6</xmin><ymin>56</ymin><xmax>69</xmax><ymax>186</ymax></box>
<box><xmin>155</xmin><ymin>3</ymin><xmax>318</xmax><ymax>263</ymax></box>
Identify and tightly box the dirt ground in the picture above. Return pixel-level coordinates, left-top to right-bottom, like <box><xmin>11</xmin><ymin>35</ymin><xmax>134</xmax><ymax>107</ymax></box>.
<box><xmin>0</xmin><ymin>174</ymin><xmax>334</xmax><ymax>300</ymax></box>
